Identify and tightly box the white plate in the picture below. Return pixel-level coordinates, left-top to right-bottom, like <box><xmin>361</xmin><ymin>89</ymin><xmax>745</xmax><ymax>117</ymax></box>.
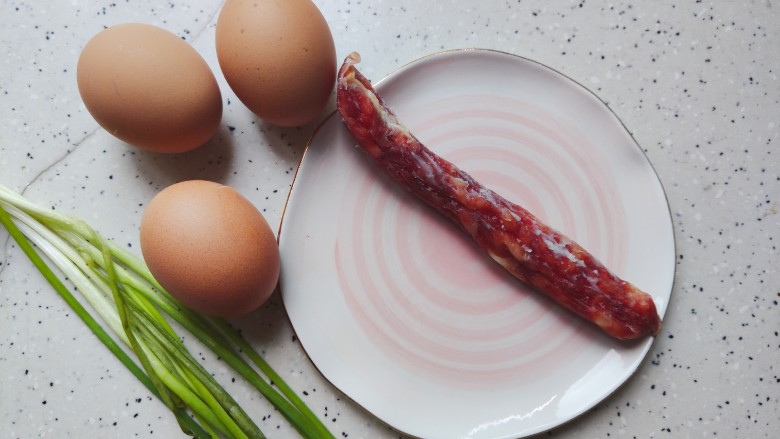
<box><xmin>278</xmin><ymin>49</ymin><xmax>674</xmax><ymax>439</ymax></box>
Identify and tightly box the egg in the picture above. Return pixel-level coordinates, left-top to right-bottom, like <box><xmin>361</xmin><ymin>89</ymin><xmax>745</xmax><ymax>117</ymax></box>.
<box><xmin>77</xmin><ymin>23</ymin><xmax>222</xmax><ymax>153</ymax></box>
<box><xmin>215</xmin><ymin>0</ymin><xmax>336</xmax><ymax>127</ymax></box>
<box><xmin>139</xmin><ymin>180</ymin><xmax>280</xmax><ymax>317</ymax></box>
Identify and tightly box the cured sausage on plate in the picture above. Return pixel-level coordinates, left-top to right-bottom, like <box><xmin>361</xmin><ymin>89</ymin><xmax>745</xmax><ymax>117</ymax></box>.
<box><xmin>335</xmin><ymin>52</ymin><xmax>661</xmax><ymax>340</ymax></box>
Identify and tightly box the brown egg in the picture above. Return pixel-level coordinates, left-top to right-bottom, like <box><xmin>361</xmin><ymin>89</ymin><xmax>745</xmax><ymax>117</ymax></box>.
<box><xmin>77</xmin><ymin>23</ymin><xmax>222</xmax><ymax>153</ymax></box>
<box><xmin>215</xmin><ymin>0</ymin><xmax>336</xmax><ymax>127</ymax></box>
<box><xmin>140</xmin><ymin>180</ymin><xmax>280</xmax><ymax>317</ymax></box>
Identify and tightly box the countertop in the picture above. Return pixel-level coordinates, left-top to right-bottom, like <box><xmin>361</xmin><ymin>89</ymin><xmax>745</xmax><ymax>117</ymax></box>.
<box><xmin>1</xmin><ymin>1</ymin><xmax>777</xmax><ymax>438</ymax></box>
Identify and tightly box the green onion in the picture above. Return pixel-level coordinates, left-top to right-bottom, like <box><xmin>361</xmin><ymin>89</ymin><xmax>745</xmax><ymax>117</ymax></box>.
<box><xmin>0</xmin><ymin>184</ymin><xmax>335</xmax><ymax>439</ymax></box>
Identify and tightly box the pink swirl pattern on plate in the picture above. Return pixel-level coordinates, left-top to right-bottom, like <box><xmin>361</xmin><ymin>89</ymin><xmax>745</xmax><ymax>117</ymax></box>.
<box><xmin>334</xmin><ymin>92</ymin><xmax>629</xmax><ymax>387</ymax></box>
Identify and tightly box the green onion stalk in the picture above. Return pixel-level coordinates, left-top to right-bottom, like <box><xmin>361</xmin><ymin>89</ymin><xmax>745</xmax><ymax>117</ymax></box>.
<box><xmin>0</xmin><ymin>184</ymin><xmax>335</xmax><ymax>439</ymax></box>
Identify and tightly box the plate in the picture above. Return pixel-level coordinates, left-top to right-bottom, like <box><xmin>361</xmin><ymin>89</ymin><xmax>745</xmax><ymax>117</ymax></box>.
<box><xmin>278</xmin><ymin>49</ymin><xmax>674</xmax><ymax>439</ymax></box>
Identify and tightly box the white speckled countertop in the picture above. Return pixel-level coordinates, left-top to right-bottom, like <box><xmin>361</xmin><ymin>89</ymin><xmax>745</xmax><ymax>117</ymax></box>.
<box><xmin>1</xmin><ymin>1</ymin><xmax>777</xmax><ymax>438</ymax></box>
